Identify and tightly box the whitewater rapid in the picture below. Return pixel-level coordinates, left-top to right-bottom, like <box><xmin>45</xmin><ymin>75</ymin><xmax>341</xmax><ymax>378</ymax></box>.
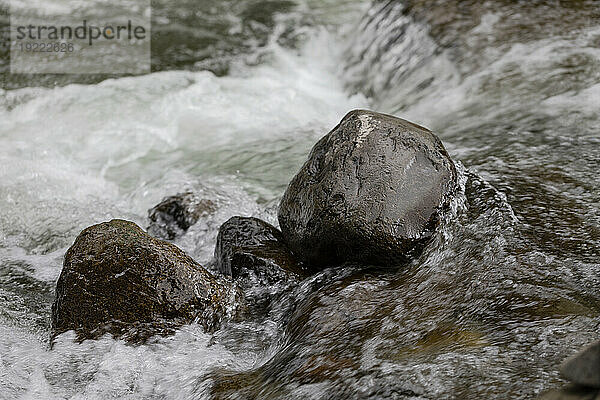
<box><xmin>1</xmin><ymin>0</ymin><xmax>599</xmax><ymax>399</ymax></box>
<box><xmin>0</xmin><ymin>12</ymin><xmax>370</xmax><ymax>399</ymax></box>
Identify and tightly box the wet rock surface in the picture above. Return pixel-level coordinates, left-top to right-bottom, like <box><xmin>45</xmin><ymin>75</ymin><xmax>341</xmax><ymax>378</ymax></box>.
<box><xmin>148</xmin><ymin>192</ymin><xmax>217</xmax><ymax>239</ymax></box>
<box><xmin>537</xmin><ymin>340</ymin><xmax>600</xmax><ymax>399</ymax></box>
<box><xmin>214</xmin><ymin>216</ymin><xmax>304</xmax><ymax>285</ymax></box>
<box><xmin>278</xmin><ymin>109</ymin><xmax>457</xmax><ymax>270</ymax></box>
<box><xmin>538</xmin><ymin>385</ymin><xmax>599</xmax><ymax>400</ymax></box>
<box><xmin>561</xmin><ymin>340</ymin><xmax>600</xmax><ymax>389</ymax></box>
<box><xmin>52</xmin><ymin>219</ymin><xmax>240</xmax><ymax>342</ymax></box>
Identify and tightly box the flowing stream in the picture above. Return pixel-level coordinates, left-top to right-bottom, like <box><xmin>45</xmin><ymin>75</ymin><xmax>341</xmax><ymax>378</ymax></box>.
<box><xmin>0</xmin><ymin>0</ymin><xmax>599</xmax><ymax>399</ymax></box>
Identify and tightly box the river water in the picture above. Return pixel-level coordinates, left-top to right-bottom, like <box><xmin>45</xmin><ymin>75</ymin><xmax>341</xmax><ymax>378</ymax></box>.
<box><xmin>0</xmin><ymin>0</ymin><xmax>599</xmax><ymax>399</ymax></box>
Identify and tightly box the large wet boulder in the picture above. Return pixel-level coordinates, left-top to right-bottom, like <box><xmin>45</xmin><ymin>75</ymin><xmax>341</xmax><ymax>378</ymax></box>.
<box><xmin>148</xmin><ymin>192</ymin><xmax>217</xmax><ymax>239</ymax></box>
<box><xmin>52</xmin><ymin>219</ymin><xmax>241</xmax><ymax>342</ymax></box>
<box><xmin>214</xmin><ymin>216</ymin><xmax>303</xmax><ymax>285</ymax></box>
<box><xmin>561</xmin><ymin>340</ymin><xmax>600</xmax><ymax>388</ymax></box>
<box><xmin>278</xmin><ymin>109</ymin><xmax>457</xmax><ymax>270</ymax></box>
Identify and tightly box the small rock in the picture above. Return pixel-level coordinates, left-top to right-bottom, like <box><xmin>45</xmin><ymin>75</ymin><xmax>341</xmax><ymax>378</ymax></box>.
<box><xmin>148</xmin><ymin>192</ymin><xmax>217</xmax><ymax>239</ymax></box>
<box><xmin>561</xmin><ymin>340</ymin><xmax>600</xmax><ymax>388</ymax></box>
<box><xmin>52</xmin><ymin>219</ymin><xmax>241</xmax><ymax>342</ymax></box>
<box><xmin>537</xmin><ymin>385</ymin><xmax>599</xmax><ymax>400</ymax></box>
<box><xmin>278</xmin><ymin>109</ymin><xmax>457</xmax><ymax>270</ymax></box>
<box><xmin>214</xmin><ymin>216</ymin><xmax>303</xmax><ymax>285</ymax></box>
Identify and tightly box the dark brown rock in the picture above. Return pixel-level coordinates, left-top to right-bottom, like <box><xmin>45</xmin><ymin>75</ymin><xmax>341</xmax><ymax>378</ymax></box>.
<box><xmin>52</xmin><ymin>219</ymin><xmax>241</xmax><ymax>342</ymax></box>
<box><xmin>214</xmin><ymin>216</ymin><xmax>304</xmax><ymax>285</ymax></box>
<box><xmin>278</xmin><ymin>109</ymin><xmax>457</xmax><ymax>270</ymax></box>
<box><xmin>148</xmin><ymin>192</ymin><xmax>216</xmax><ymax>239</ymax></box>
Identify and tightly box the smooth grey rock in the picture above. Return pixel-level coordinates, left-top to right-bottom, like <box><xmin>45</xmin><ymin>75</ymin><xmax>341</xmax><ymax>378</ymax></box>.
<box><xmin>214</xmin><ymin>216</ymin><xmax>304</xmax><ymax>285</ymax></box>
<box><xmin>278</xmin><ymin>109</ymin><xmax>457</xmax><ymax>270</ymax></box>
<box><xmin>52</xmin><ymin>219</ymin><xmax>241</xmax><ymax>343</ymax></box>
<box><xmin>148</xmin><ymin>192</ymin><xmax>216</xmax><ymax>239</ymax></box>
<box><xmin>538</xmin><ymin>385</ymin><xmax>599</xmax><ymax>400</ymax></box>
<box><xmin>561</xmin><ymin>340</ymin><xmax>600</xmax><ymax>388</ymax></box>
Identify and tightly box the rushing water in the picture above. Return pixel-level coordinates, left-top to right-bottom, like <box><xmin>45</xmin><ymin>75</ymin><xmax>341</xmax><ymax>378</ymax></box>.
<box><xmin>0</xmin><ymin>0</ymin><xmax>599</xmax><ymax>399</ymax></box>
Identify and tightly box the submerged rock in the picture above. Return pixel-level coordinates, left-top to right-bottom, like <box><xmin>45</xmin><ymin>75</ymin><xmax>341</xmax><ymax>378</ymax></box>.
<box><xmin>278</xmin><ymin>109</ymin><xmax>457</xmax><ymax>270</ymax></box>
<box><xmin>561</xmin><ymin>340</ymin><xmax>600</xmax><ymax>388</ymax></box>
<box><xmin>214</xmin><ymin>216</ymin><xmax>303</xmax><ymax>285</ymax></box>
<box><xmin>148</xmin><ymin>192</ymin><xmax>217</xmax><ymax>239</ymax></box>
<box><xmin>52</xmin><ymin>219</ymin><xmax>240</xmax><ymax>342</ymax></box>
